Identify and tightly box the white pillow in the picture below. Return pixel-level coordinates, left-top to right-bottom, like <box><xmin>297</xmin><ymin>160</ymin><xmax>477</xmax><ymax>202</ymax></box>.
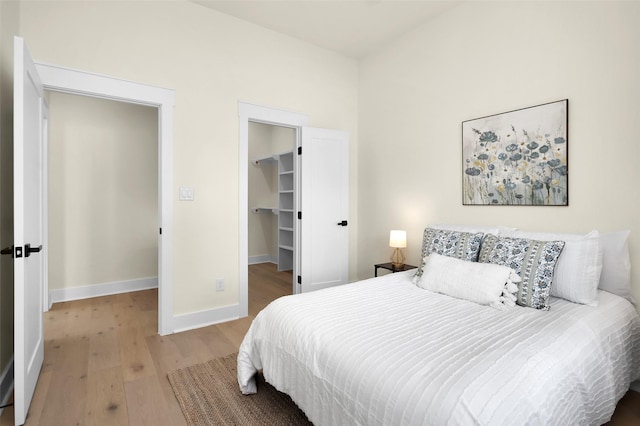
<box><xmin>431</xmin><ymin>223</ymin><xmax>517</xmax><ymax>235</ymax></box>
<box><xmin>417</xmin><ymin>253</ymin><xmax>520</xmax><ymax>310</ymax></box>
<box><xmin>504</xmin><ymin>230</ymin><xmax>602</xmax><ymax>306</ymax></box>
<box><xmin>598</xmin><ymin>230</ymin><xmax>634</xmax><ymax>304</ymax></box>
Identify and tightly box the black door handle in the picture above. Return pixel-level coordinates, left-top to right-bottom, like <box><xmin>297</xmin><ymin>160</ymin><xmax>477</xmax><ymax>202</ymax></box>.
<box><xmin>337</xmin><ymin>220</ymin><xmax>348</xmax><ymax>226</ymax></box>
<box><xmin>0</xmin><ymin>246</ymin><xmax>13</xmax><ymax>256</ymax></box>
<box><xmin>25</xmin><ymin>244</ymin><xmax>42</xmax><ymax>258</ymax></box>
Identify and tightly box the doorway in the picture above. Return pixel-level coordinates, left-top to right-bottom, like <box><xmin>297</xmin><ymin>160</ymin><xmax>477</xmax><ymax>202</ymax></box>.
<box><xmin>46</xmin><ymin>92</ymin><xmax>159</xmax><ymax>308</ymax></box>
<box><xmin>238</xmin><ymin>102</ymin><xmax>308</xmax><ymax>318</ymax></box>
<box><xmin>35</xmin><ymin>61</ymin><xmax>175</xmax><ymax>335</ymax></box>
<box><xmin>238</xmin><ymin>102</ymin><xmax>350</xmax><ymax>316</ymax></box>
<box><xmin>247</xmin><ymin>122</ymin><xmax>296</xmax><ymax>306</ymax></box>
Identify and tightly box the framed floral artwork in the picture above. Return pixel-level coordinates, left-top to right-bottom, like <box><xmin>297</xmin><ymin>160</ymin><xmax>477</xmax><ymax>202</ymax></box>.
<box><xmin>462</xmin><ymin>99</ymin><xmax>568</xmax><ymax>206</ymax></box>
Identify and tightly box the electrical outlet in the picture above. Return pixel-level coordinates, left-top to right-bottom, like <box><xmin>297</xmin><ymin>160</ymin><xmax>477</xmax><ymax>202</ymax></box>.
<box><xmin>215</xmin><ymin>278</ymin><xmax>225</xmax><ymax>292</ymax></box>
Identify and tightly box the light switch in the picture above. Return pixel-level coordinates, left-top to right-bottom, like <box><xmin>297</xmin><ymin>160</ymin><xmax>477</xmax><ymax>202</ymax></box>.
<box><xmin>179</xmin><ymin>186</ymin><xmax>195</xmax><ymax>201</ymax></box>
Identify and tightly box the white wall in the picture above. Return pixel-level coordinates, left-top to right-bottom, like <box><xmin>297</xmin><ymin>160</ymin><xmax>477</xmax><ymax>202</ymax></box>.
<box><xmin>19</xmin><ymin>0</ymin><xmax>359</xmax><ymax>316</ymax></box>
<box><xmin>358</xmin><ymin>1</ymin><xmax>640</xmax><ymax>304</ymax></box>
<box><xmin>47</xmin><ymin>92</ymin><xmax>158</xmax><ymax>291</ymax></box>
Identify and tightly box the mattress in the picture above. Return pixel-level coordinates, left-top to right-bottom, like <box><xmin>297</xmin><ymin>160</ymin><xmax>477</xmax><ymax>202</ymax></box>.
<box><xmin>238</xmin><ymin>270</ymin><xmax>640</xmax><ymax>425</ymax></box>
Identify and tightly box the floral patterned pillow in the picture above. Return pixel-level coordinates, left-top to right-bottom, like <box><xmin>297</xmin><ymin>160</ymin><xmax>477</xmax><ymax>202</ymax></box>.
<box><xmin>478</xmin><ymin>235</ymin><xmax>565</xmax><ymax>310</ymax></box>
<box><xmin>412</xmin><ymin>228</ymin><xmax>484</xmax><ymax>283</ymax></box>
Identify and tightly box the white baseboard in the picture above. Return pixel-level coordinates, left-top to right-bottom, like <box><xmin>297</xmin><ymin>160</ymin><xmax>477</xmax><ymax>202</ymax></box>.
<box><xmin>631</xmin><ymin>380</ymin><xmax>640</xmax><ymax>393</ymax></box>
<box><xmin>248</xmin><ymin>255</ymin><xmax>276</xmax><ymax>265</ymax></box>
<box><xmin>0</xmin><ymin>357</ymin><xmax>14</xmax><ymax>417</ymax></box>
<box><xmin>49</xmin><ymin>277</ymin><xmax>158</xmax><ymax>304</ymax></box>
<box><xmin>172</xmin><ymin>303</ymin><xmax>242</xmax><ymax>333</ymax></box>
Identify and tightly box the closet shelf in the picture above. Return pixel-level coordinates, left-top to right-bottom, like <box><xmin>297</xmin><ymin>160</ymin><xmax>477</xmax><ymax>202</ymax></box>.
<box><xmin>252</xmin><ymin>155</ymin><xmax>277</xmax><ymax>166</ymax></box>
<box><xmin>279</xmin><ymin>244</ymin><xmax>294</xmax><ymax>252</ymax></box>
<box><xmin>252</xmin><ymin>207</ymin><xmax>278</xmax><ymax>214</ymax></box>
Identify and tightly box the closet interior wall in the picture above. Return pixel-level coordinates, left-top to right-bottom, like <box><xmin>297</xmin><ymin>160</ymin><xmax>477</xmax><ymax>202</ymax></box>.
<box><xmin>247</xmin><ymin>122</ymin><xmax>295</xmax><ymax>268</ymax></box>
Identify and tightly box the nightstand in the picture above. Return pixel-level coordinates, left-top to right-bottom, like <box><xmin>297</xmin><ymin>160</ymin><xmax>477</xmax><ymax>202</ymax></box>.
<box><xmin>374</xmin><ymin>262</ymin><xmax>418</xmax><ymax>277</ymax></box>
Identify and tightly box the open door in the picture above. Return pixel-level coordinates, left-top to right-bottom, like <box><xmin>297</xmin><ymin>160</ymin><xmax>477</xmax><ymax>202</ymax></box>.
<box><xmin>298</xmin><ymin>127</ymin><xmax>349</xmax><ymax>293</ymax></box>
<box><xmin>13</xmin><ymin>36</ymin><xmax>46</xmax><ymax>426</ymax></box>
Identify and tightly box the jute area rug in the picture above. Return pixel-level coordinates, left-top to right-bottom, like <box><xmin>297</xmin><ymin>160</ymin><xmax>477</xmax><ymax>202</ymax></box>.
<box><xmin>168</xmin><ymin>352</ymin><xmax>312</xmax><ymax>425</ymax></box>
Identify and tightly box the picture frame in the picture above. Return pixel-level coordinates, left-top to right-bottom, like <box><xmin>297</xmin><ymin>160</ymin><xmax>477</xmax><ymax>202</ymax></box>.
<box><xmin>462</xmin><ymin>99</ymin><xmax>568</xmax><ymax>206</ymax></box>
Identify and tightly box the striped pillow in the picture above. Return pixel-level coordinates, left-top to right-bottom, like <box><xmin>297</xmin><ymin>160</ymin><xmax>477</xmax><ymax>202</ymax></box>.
<box><xmin>413</xmin><ymin>228</ymin><xmax>484</xmax><ymax>284</ymax></box>
<box><xmin>478</xmin><ymin>235</ymin><xmax>565</xmax><ymax>310</ymax></box>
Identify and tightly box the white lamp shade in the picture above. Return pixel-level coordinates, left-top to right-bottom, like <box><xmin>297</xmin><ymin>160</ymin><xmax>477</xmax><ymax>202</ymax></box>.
<box><xmin>389</xmin><ymin>230</ymin><xmax>407</xmax><ymax>248</ymax></box>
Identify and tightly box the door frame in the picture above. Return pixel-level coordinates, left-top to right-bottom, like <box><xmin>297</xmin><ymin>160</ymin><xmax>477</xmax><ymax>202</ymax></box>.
<box><xmin>238</xmin><ymin>102</ymin><xmax>308</xmax><ymax>315</ymax></box>
<box><xmin>35</xmin><ymin>62</ymin><xmax>175</xmax><ymax>335</ymax></box>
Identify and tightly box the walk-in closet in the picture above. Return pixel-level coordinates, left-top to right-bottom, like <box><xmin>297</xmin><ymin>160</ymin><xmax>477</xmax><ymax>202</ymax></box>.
<box><xmin>248</xmin><ymin>122</ymin><xmax>295</xmax><ymax>272</ymax></box>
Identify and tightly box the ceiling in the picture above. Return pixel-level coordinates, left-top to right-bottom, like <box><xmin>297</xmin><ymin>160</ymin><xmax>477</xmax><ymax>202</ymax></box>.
<box><xmin>192</xmin><ymin>1</ymin><xmax>461</xmax><ymax>59</ymax></box>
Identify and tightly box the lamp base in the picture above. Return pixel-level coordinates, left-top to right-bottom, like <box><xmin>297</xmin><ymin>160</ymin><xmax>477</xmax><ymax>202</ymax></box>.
<box><xmin>390</xmin><ymin>248</ymin><xmax>405</xmax><ymax>269</ymax></box>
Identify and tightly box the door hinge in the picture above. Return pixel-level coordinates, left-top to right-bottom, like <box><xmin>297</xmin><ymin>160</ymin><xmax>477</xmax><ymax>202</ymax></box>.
<box><xmin>298</xmin><ymin>211</ymin><xmax>302</xmax><ymax>220</ymax></box>
<box><xmin>159</xmin><ymin>227</ymin><xmax>162</xmax><ymax>235</ymax></box>
<box><xmin>297</xmin><ymin>146</ymin><xmax>302</xmax><ymax>155</ymax></box>
<box><xmin>297</xmin><ymin>275</ymin><xmax>301</xmax><ymax>285</ymax></box>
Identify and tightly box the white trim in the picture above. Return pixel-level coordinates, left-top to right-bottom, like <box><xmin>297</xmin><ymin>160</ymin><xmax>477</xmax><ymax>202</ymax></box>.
<box><xmin>631</xmin><ymin>380</ymin><xmax>640</xmax><ymax>393</ymax></box>
<box><xmin>238</xmin><ymin>102</ymin><xmax>308</xmax><ymax>318</ymax></box>
<box><xmin>41</xmin><ymin>100</ymin><xmax>49</xmax><ymax>313</ymax></box>
<box><xmin>0</xmin><ymin>357</ymin><xmax>14</xmax><ymax>417</ymax></box>
<box><xmin>34</xmin><ymin>62</ymin><xmax>175</xmax><ymax>335</ymax></box>
<box><xmin>248</xmin><ymin>255</ymin><xmax>277</xmax><ymax>265</ymax></box>
<box><xmin>172</xmin><ymin>304</ymin><xmax>241</xmax><ymax>333</ymax></box>
<box><xmin>49</xmin><ymin>277</ymin><xmax>158</xmax><ymax>304</ymax></box>
<box><xmin>35</xmin><ymin>62</ymin><xmax>173</xmax><ymax>106</ymax></box>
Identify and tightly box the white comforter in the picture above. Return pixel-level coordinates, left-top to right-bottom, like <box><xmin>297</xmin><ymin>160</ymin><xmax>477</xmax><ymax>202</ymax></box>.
<box><xmin>238</xmin><ymin>271</ymin><xmax>640</xmax><ymax>426</ymax></box>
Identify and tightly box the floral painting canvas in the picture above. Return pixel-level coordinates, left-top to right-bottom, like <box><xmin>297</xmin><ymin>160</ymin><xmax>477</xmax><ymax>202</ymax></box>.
<box><xmin>462</xmin><ymin>99</ymin><xmax>568</xmax><ymax>206</ymax></box>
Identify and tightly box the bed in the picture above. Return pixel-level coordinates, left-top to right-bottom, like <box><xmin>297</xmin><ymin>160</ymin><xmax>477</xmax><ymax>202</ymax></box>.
<box><xmin>238</xmin><ymin>227</ymin><xmax>640</xmax><ymax>425</ymax></box>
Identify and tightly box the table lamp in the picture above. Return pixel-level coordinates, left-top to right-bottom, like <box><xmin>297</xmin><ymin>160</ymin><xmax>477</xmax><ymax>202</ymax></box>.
<box><xmin>389</xmin><ymin>230</ymin><xmax>406</xmax><ymax>268</ymax></box>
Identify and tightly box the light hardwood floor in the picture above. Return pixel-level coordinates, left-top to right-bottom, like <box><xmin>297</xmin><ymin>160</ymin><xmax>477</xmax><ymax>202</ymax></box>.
<box><xmin>1</xmin><ymin>263</ymin><xmax>638</xmax><ymax>425</ymax></box>
<box><xmin>1</xmin><ymin>263</ymin><xmax>291</xmax><ymax>425</ymax></box>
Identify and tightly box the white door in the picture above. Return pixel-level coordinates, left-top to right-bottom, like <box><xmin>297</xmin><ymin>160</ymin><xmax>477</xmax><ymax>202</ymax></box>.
<box><xmin>298</xmin><ymin>127</ymin><xmax>349</xmax><ymax>293</ymax></box>
<box><xmin>13</xmin><ymin>36</ymin><xmax>46</xmax><ymax>426</ymax></box>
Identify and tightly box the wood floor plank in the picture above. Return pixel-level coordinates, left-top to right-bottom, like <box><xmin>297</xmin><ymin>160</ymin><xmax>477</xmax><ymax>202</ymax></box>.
<box><xmin>214</xmin><ymin>316</ymin><xmax>255</xmax><ymax>348</ymax></box>
<box><xmin>85</xmin><ymin>366</ymin><xmax>129</xmax><ymax>426</ymax></box>
<box><xmin>88</xmin><ymin>327</ymin><xmax>121</xmax><ymax>373</ymax></box>
<box><xmin>124</xmin><ymin>375</ymin><xmax>182</xmax><ymax>426</ymax></box>
<box><xmin>117</xmin><ymin>326</ymin><xmax>157</xmax><ymax>383</ymax></box>
<box><xmin>35</xmin><ymin>335</ymin><xmax>90</xmax><ymax>425</ymax></box>
<box><xmin>144</xmin><ymin>335</ymin><xmax>197</xmax><ymax>425</ymax></box>
<box><xmin>192</xmin><ymin>325</ymin><xmax>238</xmax><ymax>359</ymax></box>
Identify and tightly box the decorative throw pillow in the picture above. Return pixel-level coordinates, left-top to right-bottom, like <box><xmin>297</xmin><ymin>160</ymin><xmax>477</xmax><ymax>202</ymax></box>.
<box><xmin>412</xmin><ymin>228</ymin><xmax>484</xmax><ymax>284</ymax></box>
<box><xmin>417</xmin><ymin>253</ymin><xmax>521</xmax><ymax>310</ymax></box>
<box><xmin>431</xmin><ymin>223</ymin><xmax>518</xmax><ymax>236</ymax></box>
<box><xmin>478</xmin><ymin>235</ymin><xmax>565</xmax><ymax>310</ymax></box>
<box><xmin>504</xmin><ymin>230</ymin><xmax>602</xmax><ymax>306</ymax></box>
<box><xmin>598</xmin><ymin>230</ymin><xmax>634</xmax><ymax>304</ymax></box>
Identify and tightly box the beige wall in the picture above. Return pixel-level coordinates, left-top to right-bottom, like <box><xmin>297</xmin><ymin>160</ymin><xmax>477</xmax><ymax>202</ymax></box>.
<box><xmin>0</xmin><ymin>0</ymin><xmax>18</xmax><ymax>382</ymax></box>
<box><xmin>358</xmin><ymin>1</ymin><xmax>640</xmax><ymax>304</ymax></box>
<box><xmin>19</xmin><ymin>0</ymin><xmax>359</xmax><ymax>315</ymax></box>
<box><xmin>248</xmin><ymin>122</ymin><xmax>295</xmax><ymax>261</ymax></box>
<box><xmin>47</xmin><ymin>92</ymin><xmax>158</xmax><ymax>290</ymax></box>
